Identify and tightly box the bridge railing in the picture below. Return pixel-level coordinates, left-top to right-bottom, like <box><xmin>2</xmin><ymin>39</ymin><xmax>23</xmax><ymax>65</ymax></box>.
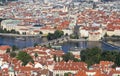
<box><xmin>39</xmin><ymin>36</ymin><xmax>70</xmax><ymax>46</ymax></box>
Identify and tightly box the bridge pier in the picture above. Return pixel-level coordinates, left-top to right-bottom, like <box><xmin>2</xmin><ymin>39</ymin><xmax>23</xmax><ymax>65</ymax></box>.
<box><xmin>39</xmin><ymin>36</ymin><xmax>71</xmax><ymax>47</ymax></box>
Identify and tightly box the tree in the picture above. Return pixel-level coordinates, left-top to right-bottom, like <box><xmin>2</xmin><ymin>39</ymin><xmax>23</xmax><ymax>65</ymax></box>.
<box><xmin>10</xmin><ymin>52</ymin><xmax>16</xmax><ymax>58</ymax></box>
<box><xmin>56</xmin><ymin>74</ymin><xmax>59</xmax><ymax>76</ymax></box>
<box><xmin>64</xmin><ymin>73</ymin><xmax>68</xmax><ymax>76</ymax></box>
<box><xmin>70</xmin><ymin>34</ymin><xmax>78</xmax><ymax>39</ymax></box>
<box><xmin>47</xmin><ymin>33</ymin><xmax>54</xmax><ymax>40</ymax></box>
<box><xmin>34</xmin><ymin>53</ymin><xmax>38</xmax><ymax>58</ymax></box>
<box><xmin>6</xmin><ymin>48</ymin><xmax>11</xmax><ymax>53</ymax></box>
<box><xmin>101</xmin><ymin>51</ymin><xmax>118</xmax><ymax>62</ymax></box>
<box><xmin>39</xmin><ymin>31</ymin><xmax>43</xmax><ymax>34</ymax></box>
<box><xmin>115</xmin><ymin>52</ymin><xmax>120</xmax><ymax>66</ymax></box>
<box><xmin>81</xmin><ymin>47</ymin><xmax>102</xmax><ymax>66</ymax></box>
<box><xmin>80</xmin><ymin>47</ymin><xmax>120</xmax><ymax>67</ymax></box>
<box><xmin>65</xmin><ymin>33</ymin><xmax>68</xmax><ymax>36</ymax></box>
<box><xmin>34</xmin><ymin>43</ymin><xmax>38</xmax><ymax>47</ymax></box>
<box><xmin>16</xmin><ymin>31</ymin><xmax>20</xmax><ymax>34</ymax></box>
<box><xmin>3</xmin><ymin>28</ymin><xmax>7</xmax><ymax>33</ymax></box>
<box><xmin>54</xmin><ymin>30</ymin><xmax>64</xmax><ymax>38</ymax></box>
<box><xmin>47</xmin><ymin>44</ymin><xmax>51</xmax><ymax>48</ymax></box>
<box><xmin>12</xmin><ymin>45</ymin><xmax>18</xmax><ymax>51</ymax></box>
<box><xmin>47</xmin><ymin>30</ymin><xmax>64</xmax><ymax>40</ymax></box>
<box><xmin>64</xmin><ymin>72</ymin><xmax>72</xmax><ymax>76</ymax></box>
<box><xmin>54</xmin><ymin>55</ymin><xmax>57</xmax><ymax>62</ymax></box>
<box><xmin>62</xmin><ymin>52</ymin><xmax>75</xmax><ymax>62</ymax></box>
<box><xmin>16</xmin><ymin>51</ymin><xmax>34</xmax><ymax>66</ymax></box>
<box><xmin>104</xmin><ymin>33</ymin><xmax>109</xmax><ymax>37</ymax></box>
<box><xmin>11</xmin><ymin>29</ymin><xmax>16</xmax><ymax>34</ymax></box>
<box><xmin>58</xmin><ymin>56</ymin><xmax>60</xmax><ymax>62</ymax></box>
<box><xmin>73</xmin><ymin>58</ymin><xmax>80</xmax><ymax>62</ymax></box>
<box><xmin>0</xmin><ymin>18</ymin><xmax>4</xmax><ymax>23</ymax></box>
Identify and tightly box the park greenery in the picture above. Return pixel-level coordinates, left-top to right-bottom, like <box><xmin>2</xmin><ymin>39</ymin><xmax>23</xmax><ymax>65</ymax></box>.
<box><xmin>64</xmin><ymin>72</ymin><xmax>72</xmax><ymax>76</ymax></box>
<box><xmin>56</xmin><ymin>72</ymin><xmax>72</xmax><ymax>76</ymax></box>
<box><xmin>47</xmin><ymin>30</ymin><xmax>64</xmax><ymax>40</ymax></box>
<box><xmin>34</xmin><ymin>52</ymin><xmax>38</xmax><ymax>58</ymax></box>
<box><xmin>62</xmin><ymin>52</ymin><xmax>80</xmax><ymax>62</ymax></box>
<box><xmin>53</xmin><ymin>55</ymin><xmax>61</xmax><ymax>62</ymax></box>
<box><xmin>5</xmin><ymin>47</ymin><xmax>33</xmax><ymax>66</ymax></box>
<box><xmin>0</xmin><ymin>28</ymin><xmax>20</xmax><ymax>34</ymax></box>
<box><xmin>16</xmin><ymin>51</ymin><xmax>34</xmax><ymax>66</ymax></box>
<box><xmin>12</xmin><ymin>45</ymin><xmax>18</xmax><ymax>51</ymax></box>
<box><xmin>34</xmin><ymin>43</ymin><xmax>38</xmax><ymax>47</ymax></box>
<box><xmin>53</xmin><ymin>52</ymin><xmax>80</xmax><ymax>62</ymax></box>
<box><xmin>6</xmin><ymin>48</ymin><xmax>11</xmax><ymax>53</ymax></box>
<box><xmin>70</xmin><ymin>34</ymin><xmax>79</xmax><ymax>39</ymax></box>
<box><xmin>81</xmin><ymin>47</ymin><xmax>120</xmax><ymax>67</ymax></box>
<box><xmin>0</xmin><ymin>18</ymin><xmax>4</xmax><ymax>22</ymax></box>
<box><xmin>39</xmin><ymin>31</ymin><xmax>43</xmax><ymax>34</ymax></box>
<box><xmin>10</xmin><ymin>52</ymin><xmax>16</xmax><ymax>58</ymax></box>
<box><xmin>104</xmin><ymin>33</ymin><xmax>120</xmax><ymax>38</ymax></box>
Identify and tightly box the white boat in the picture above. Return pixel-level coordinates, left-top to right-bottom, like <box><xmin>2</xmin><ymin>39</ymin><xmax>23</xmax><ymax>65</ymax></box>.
<box><xmin>16</xmin><ymin>38</ymin><xmax>25</xmax><ymax>41</ymax></box>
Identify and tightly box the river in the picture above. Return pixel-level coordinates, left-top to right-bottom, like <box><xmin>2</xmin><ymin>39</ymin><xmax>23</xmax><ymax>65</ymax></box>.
<box><xmin>0</xmin><ymin>36</ymin><xmax>120</xmax><ymax>52</ymax></box>
<box><xmin>0</xmin><ymin>36</ymin><xmax>42</xmax><ymax>48</ymax></box>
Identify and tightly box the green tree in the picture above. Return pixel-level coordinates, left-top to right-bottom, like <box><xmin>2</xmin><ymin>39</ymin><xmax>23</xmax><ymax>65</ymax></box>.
<box><xmin>6</xmin><ymin>48</ymin><xmax>11</xmax><ymax>53</ymax></box>
<box><xmin>80</xmin><ymin>47</ymin><xmax>120</xmax><ymax>67</ymax></box>
<box><xmin>54</xmin><ymin>55</ymin><xmax>57</xmax><ymax>62</ymax></box>
<box><xmin>54</xmin><ymin>30</ymin><xmax>64</xmax><ymax>38</ymax></box>
<box><xmin>64</xmin><ymin>72</ymin><xmax>72</xmax><ymax>76</ymax></box>
<box><xmin>34</xmin><ymin>43</ymin><xmax>38</xmax><ymax>47</ymax></box>
<box><xmin>101</xmin><ymin>51</ymin><xmax>118</xmax><ymax>62</ymax></box>
<box><xmin>16</xmin><ymin>51</ymin><xmax>34</xmax><ymax>66</ymax></box>
<box><xmin>73</xmin><ymin>58</ymin><xmax>80</xmax><ymax>62</ymax></box>
<box><xmin>81</xmin><ymin>47</ymin><xmax>102</xmax><ymax>66</ymax></box>
<box><xmin>12</xmin><ymin>45</ymin><xmax>18</xmax><ymax>51</ymax></box>
<box><xmin>47</xmin><ymin>44</ymin><xmax>51</xmax><ymax>48</ymax></box>
<box><xmin>34</xmin><ymin>53</ymin><xmax>38</xmax><ymax>58</ymax></box>
<box><xmin>62</xmin><ymin>52</ymin><xmax>74</xmax><ymax>62</ymax></box>
<box><xmin>3</xmin><ymin>28</ymin><xmax>7</xmax><ymax>33</ymax></box>
<box><xmin>39</xmin><ymin>31</ymin><xmax>43</xmax><ymax>34</ymax></box>
<box><xmin>10</xmin><ymin>52</ymin><xmax>16</xmax><ymax>58</ymax></box>
<box><xmin>47</xmin><ymin>30</ymin><xmax>64</xmax><ymax>40</ymax></box>
<box><xmin>70</xmin><ymin>34</ymin><xmax>78</xmax><ymax>39</ymax></box>
<box><xmin>65</xmin><ymin>33</ymin><xmax>68</xmax><ymax>36</ymax></box>
<box><xmin>104</xmin><ymin>33</ymin><xmax>109</xmax><ymax>37</ymax></box>
<box><xmin>0</xmin><ymin>18</ymin><xmax>4</xmax><ymax>23</ymax></box>
<box><xmin>64</xmin><ymin>73</ymin><xmax>68</xmax><ymax>76</ymax></box>
<box><xmin>16</xmin><ymin>31</ymin><xmax>20</xmax><ymax>34</ymax></box>
<box><xmin>47</xmin><ymin>33</ymin><xmax>54</xmax><ymax>40</ymax></box>
<box><xmin>11</xmin><ymin>29</ymin><xmax>16</xmax><ymax>34</ymax></box>
<box><xmin>115</xmin><ymin>52</ymin><xmax>120</xmax><ymax>66</ymax></box>
<box><xmin>56</xmin><ymin>74</ymin><xmax>59</xmax><ymax>76</ymax></box>
<box><xmin>58</xmin><ymin>56</ymin><xmax>60</xmax><ymax>62</ymax></box>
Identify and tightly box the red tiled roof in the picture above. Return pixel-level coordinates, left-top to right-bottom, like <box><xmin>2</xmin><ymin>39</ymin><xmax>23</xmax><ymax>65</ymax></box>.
<box><xmin>0</xmin><ymin>45</ymin><xmax>11</xmax><ymax>51</ymax></box>
<box><xmin>75</xmin><ymin>70</ymin><xmax>87</xmax><ymax>76</ymax></box>
<box><xmin>54</xmin><ymin>61</ymin><xmax>87</xmax><ymax>70</ymax></box>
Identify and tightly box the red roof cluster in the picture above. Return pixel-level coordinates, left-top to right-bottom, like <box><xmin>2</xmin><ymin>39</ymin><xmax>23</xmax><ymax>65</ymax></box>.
<box><xmin>75</xmin><ymin>61</ymin><xmax>115</xmax><ymax>76</ymax></box>
<box><xmin>54</xmin><ymin>60</ymin><xmax>87</xmax><ymax>70</ymax></box>
<box><xmin>0</xmin><ymin>45</ymin><xmax>11</xmax><ymax>51</ymax></box>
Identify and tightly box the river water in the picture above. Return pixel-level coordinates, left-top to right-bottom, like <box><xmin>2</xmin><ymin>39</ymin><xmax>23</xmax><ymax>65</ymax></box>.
<box><xmin>0</xmin><ymin>36</ymin><xmax>42</xmax><ymax>48</ymax></box>
<box><xmin>0</xmin><ymin>36</ymin><xmax>120</xmax><ymax>52</ymax></box>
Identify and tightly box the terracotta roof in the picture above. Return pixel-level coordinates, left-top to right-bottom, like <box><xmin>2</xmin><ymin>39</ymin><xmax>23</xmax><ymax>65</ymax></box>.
<box><xmin>54</xmin><ymin>61</ymin><xmax>87</xmax><ymax>70</ymax></box>
<box><xmin>0</xmin><ymin>45</ymin><xmax>11</xmax><ymax>51</ymax></box>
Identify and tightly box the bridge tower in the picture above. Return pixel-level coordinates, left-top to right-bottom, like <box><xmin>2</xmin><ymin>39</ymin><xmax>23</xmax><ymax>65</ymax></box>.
<box><xmin>73</xmin><ymin>24</ymin><xmax>81</xmax><ymax>39</ymax></box>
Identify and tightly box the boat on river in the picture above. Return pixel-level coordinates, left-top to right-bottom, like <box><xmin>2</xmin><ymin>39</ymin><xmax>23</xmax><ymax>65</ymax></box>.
<box><xmin>15</xmin><ymin>38</ymin><xmax>25</xmax><ymax>41</ymax></box>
